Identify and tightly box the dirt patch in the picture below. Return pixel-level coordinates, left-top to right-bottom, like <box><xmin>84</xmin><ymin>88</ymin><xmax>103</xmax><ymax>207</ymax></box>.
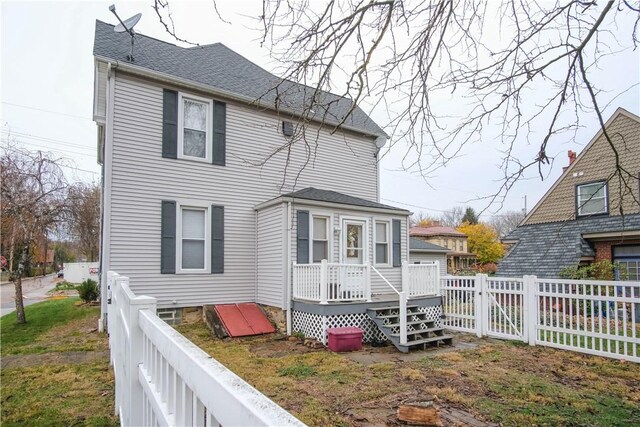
<box><xmin>1</xmin><ymin>350</ymin><xmax>109</xmax><ymax>369</ymax></box>
<box><xmin>249</xmin><ymin>335</ymin><xmax>319</xmax><ymax>357</ymax></box>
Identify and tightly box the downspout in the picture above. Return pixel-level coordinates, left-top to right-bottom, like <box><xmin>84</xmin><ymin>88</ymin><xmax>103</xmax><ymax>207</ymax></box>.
<box><xmin>99</xmin><ymin>61</ymin><xmax>113</xmax><ymax>331</ymax></box>
<box><xmin>286</xmin><ymin>201</ymin><xmax>293</xmax><ymax>335</ymax></box>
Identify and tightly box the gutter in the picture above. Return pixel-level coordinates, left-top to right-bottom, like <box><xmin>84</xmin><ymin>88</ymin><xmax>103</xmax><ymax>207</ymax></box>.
<box><xmin>254</xmin><ymin>196</ymin><xmax>411</xmax><ymax>216</ymax></box>
<box><xmin>97</xmin><ymin>56</ymin><xmax>386</xmax><ymax>140</ymax></box>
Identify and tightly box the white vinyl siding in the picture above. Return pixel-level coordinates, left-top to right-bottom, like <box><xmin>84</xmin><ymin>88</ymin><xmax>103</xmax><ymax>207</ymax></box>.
<box><xmin>105</xmin><ymin>73</ymin><xmax>379</xmax><ymax>308</ymax></box>
<box><xmin>409</xmin><ymin>252</ymin><xmax>447</xmax><ymax>275</ymax></box>
<box><xmin>256</xmin><ymin>203</ymin><xmax>286</xmax><ymax>308</ymax></box>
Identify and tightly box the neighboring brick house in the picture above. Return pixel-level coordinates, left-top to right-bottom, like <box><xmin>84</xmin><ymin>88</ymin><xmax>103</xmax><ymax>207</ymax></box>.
<box><xmin>498</xmin><ymin>108</ymin><xmax>640</xmax><ymax>278</ymax></box>
<box><xmin>409</xmin><ymin>224</ymin><xmax>476</xmax><ymax>273</ymax></box>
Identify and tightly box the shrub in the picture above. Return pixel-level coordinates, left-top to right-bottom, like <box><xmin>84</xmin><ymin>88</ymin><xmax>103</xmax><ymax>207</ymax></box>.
<box><xmin>559</xmin><ymin>260</ymin><xmax>625</xmax><ymax>281</ymax></box>
<box><xmin>77</xmin><ymin>279</ymin><xmax>99</xmax><ymax>303</ymax></box>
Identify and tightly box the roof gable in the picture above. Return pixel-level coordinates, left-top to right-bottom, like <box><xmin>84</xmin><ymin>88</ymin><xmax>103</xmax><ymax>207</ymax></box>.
<box><xmin>522</xmin><ymin>108</ymin><xmax>640</xmax><ymax>226</ymax></box>
<box><xmin>93</xmin><ymin>20</ymin><xmax>385</xmax><ymax>137</ymax></box>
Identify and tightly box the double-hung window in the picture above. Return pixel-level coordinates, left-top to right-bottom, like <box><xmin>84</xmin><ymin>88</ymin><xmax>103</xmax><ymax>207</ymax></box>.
<box><xmin>312</xmin><ymin>216</ymin><xmax>329</xmax><ymax>263</ymax></box>
<box><xmin>178</xmin><ymin>94</ymin><xmax>212</xmax><ymax>162</ymax></box>
<box><xmin>179</xmin><ymin>206</ymin><xmax>208</xmax><ymax>272</ymax></box>
<box><xmin>577</xmin><ymin>182</ymin><xmax>607</xmax><ymax>216</ymax></box>
<box><xmin>375</xmin><ymin>221</ymin><xmax>390</xmax><ymax>265</ymax></box>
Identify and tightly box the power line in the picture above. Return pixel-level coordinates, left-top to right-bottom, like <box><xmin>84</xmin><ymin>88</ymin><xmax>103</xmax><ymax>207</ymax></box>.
<box><xmin>1</xmin><ymin>129</ymin><xmax>95</xmax><ymax>153</ymax></box>
<box><xmin>380</xmin><ymin>197</ymin><xmax>523</xmax><ymax>218</ymax></box>
<box><xmin>0</xmin><ymin>145</ymin><xmax>100</xmax><ymax>176</ymax></box>
<box><xmin>2</xmin><ymin>101</ymin><xmax>93</xmax><ymax>121</ymax></box>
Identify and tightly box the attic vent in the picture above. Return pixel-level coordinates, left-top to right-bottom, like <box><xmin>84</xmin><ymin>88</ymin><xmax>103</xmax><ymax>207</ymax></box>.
<box><xmin>282</xmin><ymin>121</ymin><xmax>294</xmax><ymax>137</ymax></box>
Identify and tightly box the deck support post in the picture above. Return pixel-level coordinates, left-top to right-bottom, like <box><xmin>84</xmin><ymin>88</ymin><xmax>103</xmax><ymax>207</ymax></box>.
<box><xmin>320</xmin><ymin>259</ymin><xmax>328</xmax><ymax>304</ymax></box>
<box><xmin>399</xmin><ymin>291</ymin><xmax>408</xmax><ymax>345</ymax></box>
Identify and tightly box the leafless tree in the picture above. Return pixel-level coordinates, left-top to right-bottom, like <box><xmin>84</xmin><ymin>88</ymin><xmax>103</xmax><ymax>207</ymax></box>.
<box><xmin>155</xmin><ymin>1</ymin><xmax>639</xmax><ymax>207</ymax></box>
<box><xmin>488</xmin><ymin>210</ymin><xmax>525</xmax><ymax>238</ymax></box>
<box><xmin>410</xmin><ymin>212</ymin><xmax>438</xmax><ymax>227</ymax></box>
<box><xmin>66</xmin><ymin>183</ymin><xmax>101</xmax><ymax>262</ymax></box>
<box><xmin>1</xmin><ymin>142</ymin><xmax>67</xmax><ymax>324</ymax></box>
<box><xmin>439</xmin><ymin>206</ymin><xmax>465</xmax><ymax>228</ymax></box>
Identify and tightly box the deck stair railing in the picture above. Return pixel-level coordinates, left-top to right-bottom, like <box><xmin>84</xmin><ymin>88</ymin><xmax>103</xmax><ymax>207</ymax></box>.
<box><xmin>371</xmin><ymin>265</ymin><xmax>408</xmax><ymax>345</ymax></box>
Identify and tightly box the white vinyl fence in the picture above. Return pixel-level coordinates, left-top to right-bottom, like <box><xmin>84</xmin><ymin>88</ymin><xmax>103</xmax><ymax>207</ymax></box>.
<box><xmin>441</xmin><ymin>274</ymin><xmax>639</xmax><ymax>363</ymax></box>
<box><xmin>107</xmin><ymin>271</ymin><xmax>305</xmax><ymax>427</ymax></box>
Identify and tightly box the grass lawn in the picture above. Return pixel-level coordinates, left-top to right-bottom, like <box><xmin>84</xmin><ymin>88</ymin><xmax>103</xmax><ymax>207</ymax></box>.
<box><xmin>1</xmin><ymin>298</ymin><xmax>118</xmax><ymax>426</ymax></box>
<box><xmin>177</xmin><ymin>321</ymin><xmax>640</xmax><ymax>426</ymax></box>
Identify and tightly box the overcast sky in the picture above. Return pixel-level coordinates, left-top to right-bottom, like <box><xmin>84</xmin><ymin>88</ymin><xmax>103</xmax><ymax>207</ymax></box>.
<box><xmin>2</xmin><ymin>1</ymin><xmax>639</xmax><ymax>221</ymax></box>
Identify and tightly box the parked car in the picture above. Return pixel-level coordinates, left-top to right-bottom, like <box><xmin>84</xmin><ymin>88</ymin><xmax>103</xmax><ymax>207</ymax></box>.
<box><xmin>57</xmin><ymin>270</ymin><xmax>64</xmax><ymax>278</ymax></box>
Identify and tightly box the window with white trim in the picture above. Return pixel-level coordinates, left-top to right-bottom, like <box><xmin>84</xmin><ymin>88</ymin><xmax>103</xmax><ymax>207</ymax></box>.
<box><xmin>179</xmin><ymin>206</ymin><xmax>208</xmax><ymax>272</ymax></box>
<box><xmin>312</xmin><ymin>216</ymin><xmax>329</xmax><ymax>263</ymax></box>
<box><xmin>577</xmin><ymin>182</ymin><xmax>607</xmax><ymax>216</ymax></box>
<box><xmin>178</xmin><ymin>93</ymin><xmax>212</xmax><ymax>161</ymax></box>
<box><xmin>375</xmin><ymin>221</ymin><xmax>390</xmax><ymax>265</ymax></box>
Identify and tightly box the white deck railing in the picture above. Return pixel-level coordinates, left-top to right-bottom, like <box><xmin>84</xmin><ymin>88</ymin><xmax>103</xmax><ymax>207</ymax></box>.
<box><xmin>403</xmin><ymin>261</ymin><xmax>440</xmax><ymax>297</ymax></box>
<box><xmin>440</xmin><ymin>274</ymin><xmax>640</xmax><ymax>363</ymax></box>
<box><xmin>107</xmin><ymin>271</ymin><xmax>305</xmax><ymax>427</ymax></box>
<box><xmin>293</xmin><ymin>260</ymin><xmax>370</xmax><ymax>303</ymax></box>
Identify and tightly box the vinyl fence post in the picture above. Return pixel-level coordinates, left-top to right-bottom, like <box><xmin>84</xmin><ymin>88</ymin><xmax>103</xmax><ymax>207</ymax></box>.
<box><xmin>474</xmin><ymin>275</ymin><xmax>483</xmax><ymax>338</ymax></box>
<box><xmin>434</xmin><ymin>261</ymin><xmax>441</xmax><ymax>295</ymax></box>
<box><xmin>124</xmin><ymin>277</ymin><xmax>157</xmax><ymax>427</ymax></box>
<box><xmin>524</xmin><ymin>275</ymin><xmax>537</xmax><ymax>346</ymax></box>
<box><xmin>479</xmin><ymin>274</ymin><xmax>489</xmax><ymax>337</ymax></box>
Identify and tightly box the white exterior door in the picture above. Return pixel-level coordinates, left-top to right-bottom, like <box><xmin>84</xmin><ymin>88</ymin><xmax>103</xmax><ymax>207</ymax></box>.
<box><xmin>342</xmin><ymin>220</ymin><xmax>367</xmax><ymax>264</ymax></box>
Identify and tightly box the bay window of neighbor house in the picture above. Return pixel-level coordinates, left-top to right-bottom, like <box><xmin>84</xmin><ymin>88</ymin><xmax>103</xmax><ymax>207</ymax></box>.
<box><xmin>179</xmin><ymin>94</ymin><xmax>212</xmax><ymax>161</ymax></box>
<box><xmin>375</xmin><ymin>221</ymin><xmax>390</xmax><ymax>265</ymax></box>
<box><xmin>180</xmin><ymin>207</ymin><xmax>207</xmax><ymax>271</ymax></box>
<box><xmin>312</xmin><ymin>216</ymin><xmax>329</xmax><ymax>263</ymax></box>
<box><xmin>577</xmin><ymin>182</ymin><xmax>607</xmax><ymax>216</ymax></box>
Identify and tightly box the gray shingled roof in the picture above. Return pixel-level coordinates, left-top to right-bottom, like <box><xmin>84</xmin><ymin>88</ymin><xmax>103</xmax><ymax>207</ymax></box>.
<box><xmin>93</xmin><ymin>20</ymin><xmax>385</xmax><ymax>137</ymax></box>
<box><xmin>497</xmin><ymin>214</ymin><xmax>640</xmax><ymax>278</ymax></box>
<box><xmin>409</xmin><ymin>238</ymin><xmax>449</xmax><ymax>253</ymax></box>
<box><xmin>282</xmin><ymin>188</ymin><xmax>410</xmax><ymax>213</ymax></box>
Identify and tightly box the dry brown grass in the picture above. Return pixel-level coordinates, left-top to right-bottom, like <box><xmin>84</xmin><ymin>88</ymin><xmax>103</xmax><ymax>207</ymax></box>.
<box><xmin>177</xmin><ymin>321</ymin><xmax>640</xmax><ymax>427</ymax></box>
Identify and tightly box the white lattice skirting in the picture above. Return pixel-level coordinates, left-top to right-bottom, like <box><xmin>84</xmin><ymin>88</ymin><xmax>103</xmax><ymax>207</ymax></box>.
<box><xmin>292</xmin><ymin>305</ymin><xmax>442</xmax><ymax>345</ymax></box>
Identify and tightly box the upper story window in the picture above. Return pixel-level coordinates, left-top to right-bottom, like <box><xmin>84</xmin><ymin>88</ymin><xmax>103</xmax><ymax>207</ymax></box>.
<box><xmin>577</xmin><ymin>182</ymin><xmax>608</xmax><ymax>216</ymax></box>
<box><xmin>375</xmin><ymin>221</ymin><xmax>390</xmax><ymax>265</ymax></box>
<box><xmin>312</xmin><ymin>216</ymin><xmax>329</xmax><ymax>263</ymax></box>
<box><xmin>178</xmin><ymin>94</ymin><xmax>212</xmax><ymax>162</ymax></box>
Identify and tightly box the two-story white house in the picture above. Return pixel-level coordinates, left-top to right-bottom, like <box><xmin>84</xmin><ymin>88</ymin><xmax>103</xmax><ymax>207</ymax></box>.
<box><xmin>93</xmin><ymin>20</ymin><xmax>449</xmax><ymax>352</ymax></box>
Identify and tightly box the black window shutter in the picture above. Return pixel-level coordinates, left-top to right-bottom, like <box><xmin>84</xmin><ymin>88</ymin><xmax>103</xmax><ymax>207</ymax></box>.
<box><xmin>297</xmin><ymin>210</ymin><xmax>310</xmax><ymax>264</ymax></box>
<box><xmin>392</xmin><ymin>219</ymin><xmax>401</xmax><ymax>267</ymax></box>
<box><xmin>212</xmin><ymin>101</ymin><xmax>226</xmax><ymax>165</ymax></box>
<box><xmin>162</xmin><ymin>90</ymin><xmax>178</xmax><ymax>159</ymax></box>
<box><xmin>211</xmin><ymin>205</ymin><xmax>224</xmax><ymax>274</ymax></box>
<box><xmin>161</xmin><ymin>201</ymin><xmax>176</xmax><ymax>274</ymax></box>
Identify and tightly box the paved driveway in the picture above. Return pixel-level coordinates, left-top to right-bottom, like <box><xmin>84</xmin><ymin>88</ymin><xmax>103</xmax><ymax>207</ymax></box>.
<box><xmin>0</xmin><ymin>274</ymin><xmax>58</xmax><ymax>317</ymax></box>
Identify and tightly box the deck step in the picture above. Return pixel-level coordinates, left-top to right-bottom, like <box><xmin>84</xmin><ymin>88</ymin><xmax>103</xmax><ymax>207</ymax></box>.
<box><xmin>390</xmin><ymin>326</ymin><xmax>442</xmax><ymax>337</ymax></box>
<box><xmin>385</xmin><ymin>319</ymin><xmax>435</xmax><ymax>328</ymax></box>
<box><xmin>404</xmin><ymin>334</ymin><xmax>454</xmax><ymax>347</ymax></box>
<box><xmin>371</xmin><ymin>312</ymin><xmax>430</xmax><ymax>320</ymax></box>
<box><xmin>367</xmin><ymin>305</ymin><xmax>419</xmax><ymax>312</ymax></box>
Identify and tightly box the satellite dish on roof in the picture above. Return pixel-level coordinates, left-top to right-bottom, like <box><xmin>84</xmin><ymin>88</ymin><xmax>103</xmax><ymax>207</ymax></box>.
<box><xmin>114</xmin><ymin>13</ymin><xmax>141</xmax><ymax>33</ymax></box>
<box><xmin>109</xmin><ymin>5</ymin><xmax>141</xmax><ymax>62</ymax></box>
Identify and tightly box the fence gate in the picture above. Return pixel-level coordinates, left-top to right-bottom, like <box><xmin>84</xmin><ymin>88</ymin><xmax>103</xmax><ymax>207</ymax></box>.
<box><xmin>483</xmin><ymin>277</ymin><xmax>526</xmax><ymax>342</ymax></box>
